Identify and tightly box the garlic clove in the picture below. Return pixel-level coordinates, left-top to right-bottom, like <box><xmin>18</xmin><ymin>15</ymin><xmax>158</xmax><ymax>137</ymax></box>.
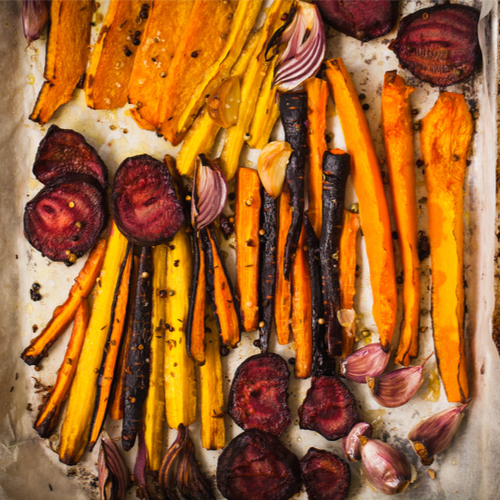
<box><xmin>98</xmin><ymin>436</ymin><xmax>131</xmax><ymax>500</ymax></box>
<box><xmin>257</xmin><ymin>141</ymin><xmax>293</xmax><ymax>198</ymax></box>
<box><xmin>359</xmin><ymin>437</ymin><xmax>412</xmax><ymax>495</ymax></box>
<box><xmin>342</xmin><ymin>422</ymin><xmax>372</xmax><ymax>462</ymax></box>
<box><xmin>340</xmin><ymin>342</ymin><xmax>390</xmax><ymax>384</ymax></box>
<box><xmin>367</xmin><ymin>353</ymin><xmax>432</xmax><ymax>408</ymax></box>
<box><xmin>408</xmin><ymin>402</ymin><xmax>469</xmax><ymax>466</ymax></box>
<box><xmin>207</xmin><ymin>76</ymin><xmax>241</xmax><ymax>129</ymax></box>
<box><xmin>23</xmin><ymin>0</ymin><xmax>49</xmax><ymax>46</ymax></box>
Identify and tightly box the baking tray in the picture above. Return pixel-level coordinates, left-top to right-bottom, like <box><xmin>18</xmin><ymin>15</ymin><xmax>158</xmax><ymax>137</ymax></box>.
<box><xmin>0</xmin><ymin>0</ymin><xmax>498</xmax><ymax>498</ymax></box>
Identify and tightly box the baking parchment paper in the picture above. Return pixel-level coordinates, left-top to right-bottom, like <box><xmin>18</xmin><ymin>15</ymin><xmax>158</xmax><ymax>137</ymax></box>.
<box><xmin>0</xmin><ymin>0</ymin><xmax>498</xmax><ymax>498</ymax></box>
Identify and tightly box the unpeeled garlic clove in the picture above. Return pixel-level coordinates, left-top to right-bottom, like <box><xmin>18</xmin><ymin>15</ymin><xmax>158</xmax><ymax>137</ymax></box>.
<box><xmin>342</xmin><ymin>421</ymin><xmax>372</xmax><ymax>461</ymax></box>
<box><xmin>367</xmin><ymin>353</ymin><xmax>432</xmax><ymax>408</ymax></box>
<box><xmin>359</xmin><ymin>437</ymin><xmax>412</xmax><ymax>495</ymax></box>
<box><xmin>408</xmin><ymin>402</ymin><xmax>469</xmax><ymax>466</ymax></box>
<box><xmin>207</xmin><ymin>75</ymin><xmax>241</xmax><ymax>129</ymax></box>
<box><xmin>340</xmin><ymin>342</ymin><xmax>390</xmax><ymax>383</ymax></box>
<box><xmin>23</xmin><ymin>0</ymin><xmax>49</xmax><ymax>46</ymax></box>
<box><xmin>257</xmin><ymin>141</ymin><xmax>293</xmax><ymax>198</ymax></box>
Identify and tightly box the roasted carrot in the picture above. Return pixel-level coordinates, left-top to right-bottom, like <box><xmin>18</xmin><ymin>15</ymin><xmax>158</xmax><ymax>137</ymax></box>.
<box><xmin>421</xmin><ymin>92</ymin><xmax>472</xmax><ymax>403</ymax></box>
<box><xmin>339</xmin><ymin>210</ymin><xmax>360</xmax><ymax>359</ymax></box>
<box><xmin>34</xmin><ymin>299</ymin><xmax>90</xmax><ymax>438</ymax></box>
<box><xmin>305</xmin><ymin>78</ymin><xmax>329</xmax><ymax>239</ymax></box>
<box><xmin>236</xmin><ymin>167</ymin><xmax>262</xmax><ymax>332</ymax></box>
<box><xmin>382</xmin><ymin>71</ymin><xmax>420</xmax><ymax>366</ymax></box>
<box><xmin>22</xmin><ymin>239</ymin><xmax>106</xmax><ymax>366</ymax></box>
<box><xmin>325</xmin><ymin>58</ymin><xmax>397</xmax><ymax>352</ymax></box>
<box><xmin>292</xmin><ymin>226</ymin><xmax>312</xmax><ymax>379</ymax></box>
<box><xmin>88</xmin><ymin>244</ymin><xmax>133</xmax><ymax>451</ymax></box>
<box><xmin>275</xmin><ymin>185</ymin><xmax>293</xmax><ymax>345</ymax></box>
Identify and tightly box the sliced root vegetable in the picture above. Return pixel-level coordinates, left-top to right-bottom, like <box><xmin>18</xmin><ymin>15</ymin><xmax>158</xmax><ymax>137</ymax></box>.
<box><xmin>325</xmin><ymin>58</ymin><xmax>397</xmax><ymax>352</ymax></box>
<box><xmin>280</xmin><ymin>92</ymin><xmax>309</xmax><ymax>279</ymax></box>
<box><xmin>199</xmin><ymin>312</ymin><xmax>225</xmax><ymax>451</ymax></box>
<box><xmin>228</xmin><ymin>353</ymin><xmax>291</xmax><ymax>437</ymax></box>
<box><xmin>382</xmin><ymin>71</ymin><xmax>420</xmax><ymax>366</ymax></box>
<box><xmin>33</xmin><ymin>125</ymin><xmax>108</xmax><ymax>189</ymax></box>
<box><xmin>217</xmin><ymin>429</ymin><xmax>301</xmax><ymax>500</ymax></box>
<box><xmin>421</xmin><ymin>92</ymin><xmax>472</xmax><ymax>403</ymax></box>
<box><xmin>88</xmin><ymin>244</ymin><xmax>133</xmax><ymax>451</ymax></box>
<box><xmin>320</xmin><ymin>150</ymin><xmax>351</xmax><ymax>358</ymax></box>
<box><xmin>21</xmin><ymin>238</ymin><xmax>106</xmax><ymax>366</ymax></box>
<box><xmin>339</xmin><ymin>210</ymin><xmax>361</xmax><ymax>359</ymax></box>
<box><xmin>24</xmin><ymin>174</ymin><xmax>108</xmax><ymax>263</ymax></box>
<box><xmin>29</xmin><ymin>0</ymin><xmax>94</xmax><ymax>124</ymax></box>
<box><xmin>34</xmin><ymin>299</ymin><xmax>90</xmax><ymax>438</ymax></box>
<box><xmin>299</xmin><ymin>375</ymin><xmax>359</xmax><ymax>441</ymax></box>
<box><xmin>112</xmin><ymin>154</ymin><xmax>184</xmax><ymax>246</ymax></box>
<box><xmin>236</xmin><ymin>167</ymin><xmax>262</xmax><ymax>332</ymax></box>
<box><xmin>305</xmin><ymin>78</ymin><xmax>328</xmax><ymax>239</ymax></box>
<box><xmin>59</xmin><ymin>221</ymin><xmax>129</xmax><ymax>465</ymax></box>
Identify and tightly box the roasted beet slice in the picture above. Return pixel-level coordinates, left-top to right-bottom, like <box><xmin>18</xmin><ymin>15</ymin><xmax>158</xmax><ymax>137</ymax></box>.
<box><xmin>301</xmin><ymin>448</ymin><xmax>351</xmax><ymax>500</ymax></box>
<box><xmin>228</xmin><ymin>353</ymin><xmax>291</xmax><ymax>436</ymax></box>
<box><xmin>217</xmin><ymin>430</ymin><xmax>301</xmax><ymax>500</ymax></box>
<box><xmin>390</xmin><ymin>4</ymin><xmax>480</xmax><ymax>87</ymax></box>
<box><xmin>33</xmin><ymin>125</ymin><xmax>108</xmax><ymax>189</ymax></box>
<box><xmin>299</xmin><ymin>375</ymin><xmax>359</xmax><ymax>441</ymax></box>
<box><xmin>112</xmin><ymin>154</ymin><xmax>184</xmax><ymax>246</ymax></box>
<box><xmin>24</xmin><ymin>174</ymin><xmax>108</xmax><ymax>263</ymax></box>
<box><xmin>315</xmin><ymin>0</ymin><xmax>399</xmax><ymax>42</ymax></box>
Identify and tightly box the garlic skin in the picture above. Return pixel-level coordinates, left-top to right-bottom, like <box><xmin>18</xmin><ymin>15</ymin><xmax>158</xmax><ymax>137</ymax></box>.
<box><xmin>257</xmin><ymin>141</ymin><xmax>293</xmax><ymax>198</ymax></box>
<box><xmin>98</xmin><ymin>437</ymin><xmax>130</xmax><ymax>500</ymax></box>
<box><xmin>23</xmin><ymin>0</ymin><xmax>49</xmax><ymax>46</ymax></box>
<box><xmin>408</xmin><ymin>402</ymin><xmax>469</xmax><ymax>466</ymax></box>
<box><xmin>359</xmin><ymin>437</ymin><xmax>412</xmax><ymax>495</ymax></box>
<box><xmin>342</xmin><ymin>422</ymin><xmax>372</xmax><ymax>461</ymax></box>
<box><xmin>367</xmin><ymin>354</ymin><xmax>432</xmax><ymax>408</ymax></box>
<box><xmin>340</xmin><ymin>342</ymin><xmax>390</xmax><ymax>384</ymax></box>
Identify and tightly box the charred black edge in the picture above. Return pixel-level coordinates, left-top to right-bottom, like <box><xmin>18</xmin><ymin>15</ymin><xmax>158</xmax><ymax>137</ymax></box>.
<box><xmin>122</xmin><ymin>246</ymin><xmax>153</xmax><ymax>451</ymax></box>
<box><xmin>304</xmin><ymin>213</ymin><xmax>334</xmax><ymax>376</ymax></box>
<box><xmin>265</xmin><ymin>3</ymin><xmax>298</xmax><ymax>61</ymax></box>
<box><xmin>159</xmin><ymin>424</ymin><xmax>188</xmax><ymax>500</ymax></box>
<box><xmin>280</xmin><ymin>92</ymin><xmax>308</xmax><ymax>279</ymax></box>
<box><xmin>87</xmin><ymin>243</ymin><xmax>133</xmax><ymax>450</ymax></box>
<box><xmin>258</xmin><ymin>191</ymin><xmax>277</xmax><ymax>353</ymax></box>
<box><xmin>319</xmin><ymin>151</ymin><xmax>351</xmax><ymax>358</ymax></box>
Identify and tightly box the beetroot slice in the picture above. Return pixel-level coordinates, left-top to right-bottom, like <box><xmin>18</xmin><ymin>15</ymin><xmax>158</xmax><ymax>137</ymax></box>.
<box><xmin>301</xmin><ymin>448</ymin><xmax>351</xmax><ymax>500</ymax></box>
<box><xmin>24</xmin><ymin>174</ymin><xmax>108</xmax><ymax>263</ymax></box>
<box><xmin>315</xmin><ymin>0</ymin><xmax>399</xmax><ymax>42</ymax></box>
<box><xmin>390</xmin><ymin>4</ymin><xmax>480</xmax><ymax>87</ymax></box>
<box><xmin>217</xmin><ymin>430</ymin><xmax>301</xmax><ymax>500</ymax></box>
<box><xmin>112</xmin><ymin>154</ymin><xmax>184</xmax><ymax>246</ymax></box>
<box><xmin>299</xmin><ymin>375</ymin><xmax>359</xmax><ymax>441</ymax></box>
<box><xmin>33</xmin><ymin>125</ymin><xmax>108</xmax><ymax>189</ymax></box>
<box><xmin>228</xmin><ymin>353</ymin><xmax>291</xmax><ymax>437</ymax></box>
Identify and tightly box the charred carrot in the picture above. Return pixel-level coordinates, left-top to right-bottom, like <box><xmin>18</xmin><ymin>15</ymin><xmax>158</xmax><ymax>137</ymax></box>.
<box><xmin>21</xmin><ymin>239</ymin><xmax>106</xmax><ymax>366</ymax></box>
<box><xmin>34</xmin><ymin>299</ymin><xmax>90</xmax><ymax>438</ymax></box>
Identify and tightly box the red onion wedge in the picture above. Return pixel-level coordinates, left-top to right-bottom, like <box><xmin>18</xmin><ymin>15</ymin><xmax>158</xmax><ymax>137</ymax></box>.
<box><xmin>134</xmin><ymin>427</ymin><xmax>151</xmax><ymax>500</ymax></box>
<box><xmin>98</xmin><ymin>436</ymin><xmax>130</xmax><ymax>500</ymax></box>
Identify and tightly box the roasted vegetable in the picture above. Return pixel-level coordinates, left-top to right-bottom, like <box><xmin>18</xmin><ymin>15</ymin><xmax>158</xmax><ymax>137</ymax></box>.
<box><xmin>88</xmin><ymin>245</ymin><xmax>133</xmax><ymax>451</ymax></box>
<box><xmin>23</xmin><ymin>0</ymin><xmax>49</xmax><ymax>45</ymax></box>
<box><xmin>280</xmin><ymin>92</ymin><xmax>308</xmax><ymax>279</ymax></box>
<box><xmin>159</xmin><ymin>425</ymin><xmax>188</xmax><ymax>500</ymax></box>
<box><xmin>34</xmin><ymin>299</ymin><xmax>90</xmax><ymax>438</ymax></box>
<box><xmin>299</xmin><ymin>375</ymin><xmax>359</xmax><ymax>441</ymax></box>
<box><xmin>207</xmin><ymin>76</ymin><xmax>241</xmax><ymax>129</ymax></box>
<box><xmin>85</xmin><ymin>0</ymin><xmax>145</xmax><ymax>109</ymax></box>
<box><xmin>382</xmin><ymin>71</ymin><xmax>420</xmax><ymax>366</ymax></box>
<box><xmin>30</xmin><ymin>0</ymin><xmax>94</xmax><ymax>124</ymax></box>
<box><xmin>122</xmin><ymin>246</ymin><xmax>154</xmax><ymax>451</ymax></box>
<box><xmin>112</xmin><ymin>154</ymin><xmax>184</xmax><ymax>246</ymax></box>
<box><xmin>257</xmin><ymin>141</ymin><xmax>293</xmax><ymax>200</ymax></box>
<box><xmin>98</xmin><ymin>436</ymin><xmax>131</xmax><ymax>500</ymax></box>
<box><xmin>59</xmin><ymin>221</ymin><xmax>129</xmax><ymax>465</ymax></box>
<box><xmin>24</xmin><ymin>174</ymin><xmax>108</xmax><ymax>263</ymax></box>
<box><xmin>320</xmin><ymin>150</ymin><xmax>351</xmax><ymax>358</ymax></box>
<box><xmin>33</xmin><ymin>125</ymin><xmax>108</xmax><ymax>189</ymax></box>
<box><xmin>421</xmin><ymin>92</ymin><xmax>472</xmax><ymax>403</ymax></box>
<box><xmin>134</xmin><ymin>428</ymin><xmax>151</xmax><ymax>500</ymax></box>
<box><xmin>217</xmin><ymin>429</ymin><xmax>301</xmax><ymax>500</ymax></box>
<box><xmin>326</xmin><ymin>58</ymin><xmax>397</xmax><ymax>352</ymax></box>
<box><xmin>390</xmin><ymin>4</ymin><xmax>480</xmax><ymax>87</ymax></box>
<box><xmin>236</xmin><ymin>167</ymin><xmax>262</xmax><ymax>332</ymax></box>
<box><xmin>339</xmin><ymin>210</ymin><xmax>360</xmax><ymax>359</ymax></box>
<box><xmin>315</xmin><ymin>0</ymin><xmax>399</xmax><ymax>42</ymax></box>
<box><xmin>300</xmin><ymin>448</ymin><xmax>351</xmax><ymax>500</ymax></box>
<box><xmin>228</xmin><ymin>353</ymin><xmax>291</xmax><ymax>436</ymax></box>
<box><xmin>21</xmin><ymin>239</ymin><xmax>106</xmax><ymax>366</ymax></box>
<box><xmin>305</xmin><ymin>78</ymin><xmax>328</xmax><ymax>239</ymax></box>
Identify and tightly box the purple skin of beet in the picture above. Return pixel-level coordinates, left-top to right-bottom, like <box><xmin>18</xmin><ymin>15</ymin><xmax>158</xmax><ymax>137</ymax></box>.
<box><xmin>314</xmin><ymin>0</ymin><xmax>399</xmax><ymax>42</ymax></box>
